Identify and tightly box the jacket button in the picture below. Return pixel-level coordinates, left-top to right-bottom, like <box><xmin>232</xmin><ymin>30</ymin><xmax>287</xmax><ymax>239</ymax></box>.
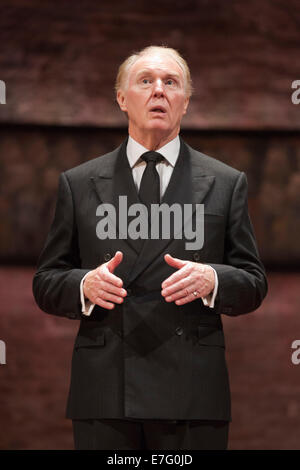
<box><xmin>175</xmin><ymin>326</ymin><xmax>183</xmax><ymax>336</ymax></box>
<box><xmin>127</xmin><ymin>288</ymin><xmax>132</xmax><ymax>296</ymax></box>
<box><xmin>193</xmin><ymin>252</ymin><xmax>200</xmax><ymax>262</ymax></box>
<box><xmin>104</xmin><ymin>253</ymin><xmax>111</xmax><ymax>262</ymax></box>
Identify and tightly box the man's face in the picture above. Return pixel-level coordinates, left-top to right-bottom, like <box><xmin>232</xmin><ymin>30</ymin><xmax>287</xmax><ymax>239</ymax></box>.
<box><xmin>117</xmin><ymin>52</ymin><xmax>189</xmax><ymax>143</ymax></box>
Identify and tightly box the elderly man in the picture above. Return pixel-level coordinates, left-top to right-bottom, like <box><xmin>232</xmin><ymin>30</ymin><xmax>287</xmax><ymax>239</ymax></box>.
<box><xmin>33</xmin><ymin>46</ymin><xmax>267</xmax><ymax>450</ymax></box>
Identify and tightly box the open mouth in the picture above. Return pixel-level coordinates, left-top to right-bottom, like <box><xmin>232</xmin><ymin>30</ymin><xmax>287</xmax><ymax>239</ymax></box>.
<box><xmin>150</xmin><ymin>106</ymin><xmax>166</xmax><ymax>114</ymax></box>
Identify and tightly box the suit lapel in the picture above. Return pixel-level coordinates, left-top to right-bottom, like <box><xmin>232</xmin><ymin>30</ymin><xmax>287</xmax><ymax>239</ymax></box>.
<box><xmin>90</xmin><ymin>140</ymin><xmax>143</xmax><ymax>255</ymax></box>
<box><xmin>127</xmin><ymin>138</ymin><xmax>216</xmax><ymax>284</ymax></box>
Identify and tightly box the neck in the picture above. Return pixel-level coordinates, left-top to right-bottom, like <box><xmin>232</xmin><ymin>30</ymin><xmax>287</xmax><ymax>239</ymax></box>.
<box><xmin>128</xmin><ymin>127</ymin><xmax>179</xmax><ymax>151</ymax></box>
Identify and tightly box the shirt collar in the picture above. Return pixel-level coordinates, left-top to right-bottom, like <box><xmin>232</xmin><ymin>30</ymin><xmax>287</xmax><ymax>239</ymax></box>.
<box><xmin>126</xmin><ymin>135</ymin><xmax>180</xmax><ymax>168</ymax></box>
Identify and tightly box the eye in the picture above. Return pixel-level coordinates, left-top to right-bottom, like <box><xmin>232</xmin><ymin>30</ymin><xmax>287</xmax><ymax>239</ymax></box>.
<box><xmin>141</xmin><ymin>78</ymin><xmax>151</xmax><ymax>84</ymax></box>
<box><xmin>166</xmin><ymin>78</ymin><xmax>178</xmax><ymax>86</ymax></box>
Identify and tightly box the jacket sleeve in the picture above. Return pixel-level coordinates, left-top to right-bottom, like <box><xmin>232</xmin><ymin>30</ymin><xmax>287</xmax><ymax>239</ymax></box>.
<box><xmin>32</xmin><ymin>172</ymin><xmax>90</xmax><ymax>319</ymax></box>
<box><xmin>210</xmin><ymin>171</ymin><xmax>268</xmax><ymax>316</ymax></box>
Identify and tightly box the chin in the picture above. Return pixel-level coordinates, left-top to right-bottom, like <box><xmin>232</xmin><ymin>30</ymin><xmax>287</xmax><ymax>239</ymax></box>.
<box><xmin>147</xmin><ymin>122</ymin><xmax>171</xmax><ymax>132</ymax></box>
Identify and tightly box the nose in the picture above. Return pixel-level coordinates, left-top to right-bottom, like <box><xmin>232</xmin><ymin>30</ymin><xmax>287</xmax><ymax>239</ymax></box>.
<box><xmin>153</xmin><ymin>79</ymin><xmax>164</xmax><ymax>97</ymax></box>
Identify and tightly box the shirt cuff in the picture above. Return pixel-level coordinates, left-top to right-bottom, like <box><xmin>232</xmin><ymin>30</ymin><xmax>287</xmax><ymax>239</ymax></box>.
<box><xmin>80</xmin><ymin>272</ymin><xmax>96</xmax><ymax>316</ymax></box>
<box><xmin>202</xmin><ymin>267</ymin><xmax>218</xmax><ymax>308</ymax></box>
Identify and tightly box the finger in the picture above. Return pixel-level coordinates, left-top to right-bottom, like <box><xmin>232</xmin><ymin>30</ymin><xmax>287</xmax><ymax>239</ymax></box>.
<box><xmin>164</xmin><ymin>253</ymin><xmax>187</xmax><ymax>270</ymax></box>
<box><xmin>94</xmin><ymin>297</ymin><xmax>115</xmax><ymax>310</ymax></box>
<box><xmin>163</xmin><ymin>281</ymin><xmax>199</xmax><ymax>302</ymax></box>
<box><xmin>161</xmin><ymin>275</ymin><xmax>192</xmax><ymax>298</ymax></box>
<box><xmin>99</xmin><ymin>280</ymin><xmax>127</xmax><ymax>297</ymax></box>
<box><xmin>98</xmin><ymin>289</ymin><xmax>125</xmax><ymax>304</ymax></box>
<box><xmin>107</xmin><ymin>251</ymin><xmax>123</xmax><ymax>273</ymax></box>
<box><xmin>99</xmin><ymin>265</ymin><xmax>123</xmax><ymax>288</ymax></box>
<box><xmin>175</xmin><ymin>289</ymin><xmax>202</xmax><ymax>306</ymax></box>
<box><xmin>161</xmin><ymin>262</ymin><xmax>192</xmax><ymax>289</ymax></box>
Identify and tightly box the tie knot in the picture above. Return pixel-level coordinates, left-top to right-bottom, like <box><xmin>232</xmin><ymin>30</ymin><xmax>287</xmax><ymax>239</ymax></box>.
<box><xmin>141</xmin><ymin>151</ymin><xmax>164</xmax><ymax>164</ymax></box>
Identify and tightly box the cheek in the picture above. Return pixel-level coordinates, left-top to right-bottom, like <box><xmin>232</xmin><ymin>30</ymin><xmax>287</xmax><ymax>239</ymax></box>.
<box><xmin>171</xmin><ymin>105</ymin><xmax>185</xmax><ymax>120</ymax></box>
<box><xmin>126</xmin><ymin>99</ymin><xmax>140</xmax><ymax>115</ymax></box>
<box><xmin>170</xmin><ymin>94</ymin><xmax>186</xmax><ymax>109</ymax></box>
<box><xmin>175</xmin><ymin>100</ymin><xmax>188</xmax><ymax>116</ymax></box>
<box><xmin>127</xmin><ymin>94</ymin><xmax>145</xmax><ymax>113</ymax></box>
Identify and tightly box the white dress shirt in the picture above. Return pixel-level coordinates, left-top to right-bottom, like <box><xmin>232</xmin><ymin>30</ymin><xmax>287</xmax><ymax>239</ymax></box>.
<box><xmin>80</xmin><ymin>135</ymin><xmax>218</xmax><ymax>316</ymax></box>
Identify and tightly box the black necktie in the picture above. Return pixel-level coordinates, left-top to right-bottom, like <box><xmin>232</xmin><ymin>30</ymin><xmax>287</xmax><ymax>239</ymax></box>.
<box><xmin>139</xmin><ymin>151</ymin><xmax>164</xmax><ymax>210</ymax></box>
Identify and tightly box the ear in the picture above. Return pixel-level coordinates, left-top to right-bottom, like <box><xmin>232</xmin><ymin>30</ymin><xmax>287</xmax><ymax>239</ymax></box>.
<box><xmin>117</xmin><ymin>89</ymin><xmax>127</xmax><ymax>112</ymax></box>
<box><xmin>183</xmin><ymin>97</ymin><xmax>189</xmax><ymax>115</ymax></box>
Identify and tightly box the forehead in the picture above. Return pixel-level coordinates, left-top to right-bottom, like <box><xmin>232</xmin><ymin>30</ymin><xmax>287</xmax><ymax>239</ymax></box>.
<box><xmin>128</xmin><ymin>53</ymin><xmax>184</xmax><ymax>81</ymax></box>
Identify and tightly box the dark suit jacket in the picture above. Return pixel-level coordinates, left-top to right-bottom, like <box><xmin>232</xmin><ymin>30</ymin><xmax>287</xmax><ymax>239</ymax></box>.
<box><xmin>32</xmin><ymin>137</ymin><xmax>268</xmax><ymax>421</ymax></box>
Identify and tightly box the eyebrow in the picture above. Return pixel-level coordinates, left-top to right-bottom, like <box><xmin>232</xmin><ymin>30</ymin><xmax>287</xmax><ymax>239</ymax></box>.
<box><xmin>135</xmin><ymin>69</ymin><xmax>181</xmax><ymax>80</ymax></box>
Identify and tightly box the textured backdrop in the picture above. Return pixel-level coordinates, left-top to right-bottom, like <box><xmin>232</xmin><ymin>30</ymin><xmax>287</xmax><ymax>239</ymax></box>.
<box><xmin>0</xmin><ymin>0</ymin><xmax>300</xmax><ymax>129</ymax></box>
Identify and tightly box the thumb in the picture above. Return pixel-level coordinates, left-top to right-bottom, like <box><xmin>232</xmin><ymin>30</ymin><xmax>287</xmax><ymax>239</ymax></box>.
<box><xmin>107</xmin><ymin>251</ymin><xmax>123</xmax><ymax>272</ymax></box>
<box><xmin>164</xmin><ymin>253</ymin><xmax>187</xmax><ymax>270</ymax></box>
